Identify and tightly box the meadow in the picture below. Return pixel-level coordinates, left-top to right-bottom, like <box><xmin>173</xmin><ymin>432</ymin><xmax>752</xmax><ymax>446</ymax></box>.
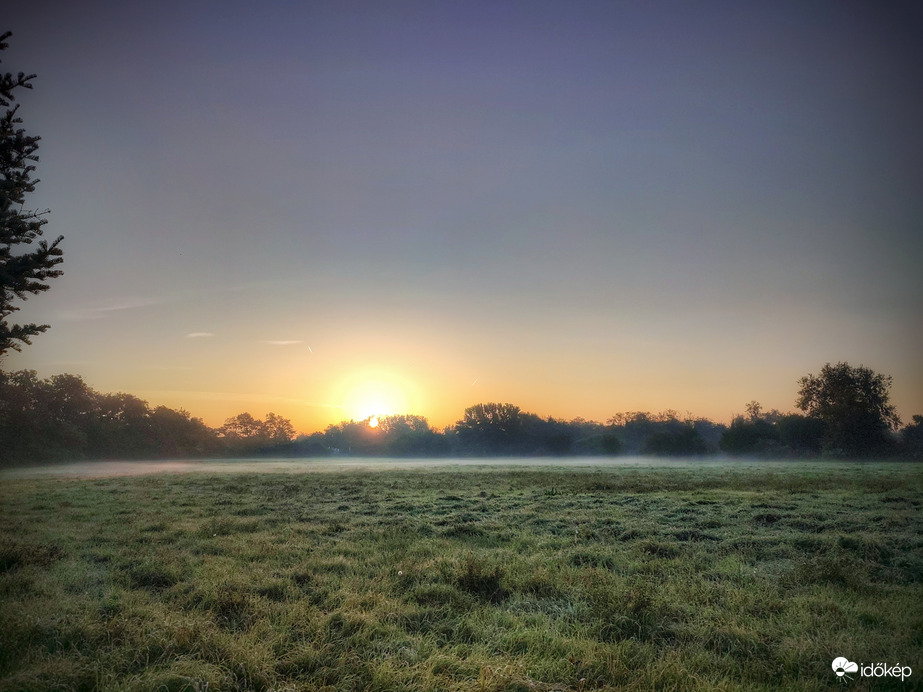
<box><xmin>1</xmin><ymin>460</ymin><xmax>921</xmax><ymax>691</ymax></box>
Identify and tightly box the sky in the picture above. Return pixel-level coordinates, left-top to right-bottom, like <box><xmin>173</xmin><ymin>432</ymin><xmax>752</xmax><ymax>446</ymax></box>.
<box><xmin>4</xmin><ymin>0</ymin><xmax>922</xmax><ymax>434</ymax></box>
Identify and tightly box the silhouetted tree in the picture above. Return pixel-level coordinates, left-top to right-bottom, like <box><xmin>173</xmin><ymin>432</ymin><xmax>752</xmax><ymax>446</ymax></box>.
<box><xmin>219</xmin><ymin>412</ymin><xmax>265</xmax><ymax>441</ymax></box>
<box><xmin>323</xmin><ymin>418</ymin><xmax>383</xmax><ymax>455</ymax></box>
<box><xmin>643</xmin><ymin>423</ymin><xmax>709</xmax><ymax>456</ymax></box>
<box><xmin>0</xmin><ymin>368</ymin><xmax>57</xmax><ymax>461</ymax></box>
<box><xmin>93</xmin><ymin>392</ymin><xmax>152</xmax><ymax>457</ymax></box>
<box><xmin>796</xmin><ymin>362</ymin><xmax>900</xmax><ymax>456</ymax></box>
<box><xmin>720</xmin><ymin>401</ymin><xmax>782</xmax><ymax>456</ymax></box>
<box><xmin>377</xmin><ymin>414</ymin><xmax>445</xmax><ymax>456</ymax></box>
<box><xmin>776</xmin><ymin>413</ymin><xmax>825</xmax><ymax>456</ymax></box>
<box><xmin>607</xmin><ymin>411</ymin><xmax>657</xmax><ymax>453</ymax></box>
<box><xmin>606</xmin><ymin>410</ymin><xmax>720</xmax><ymax>455</ymax></box>
<box><xmin>455</xmin><ymin>403</ymin><xmax>525</xmax><ymax>455</ymax></box>
<box><xmin>292</xmin><ymin>431</ymin><xmax>331</xmax><ymax>456</ymax></box>
<box><xmin>567</xmin><ymin>417</ymin><xmax>622</xmax><ymax>455</ymax></box>
<box><xmin>263</xmin><ymin>412</ymin><xmax>296</xmax><ymax>443</ymax></box>
<box><xmin>0</xmin><ymin>32</ymin><xmax>63</xmax><ymax>358</ymax></box>
<box><xmin>149</xmin><ymin>406</ymin><xmax>216</xmax><ymax>457</ymax></box>
<box><xmin>900</xmin><ymin>415</ymin><xmax>923</xmax><ymax>460</ymax></box>
<box><xmin>0</xmin><ymin>369</ymin><xmax>229</xmax><ymax>464</ymax></box>
<box><xmin>217</xmin><ymin>411</ymin><xmax>297</xmax><ymax>453</ymax></box>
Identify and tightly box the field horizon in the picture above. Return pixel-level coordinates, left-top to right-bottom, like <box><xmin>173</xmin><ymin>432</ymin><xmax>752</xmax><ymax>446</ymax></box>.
<box><xmin>4</xmin><ymin>454</ymin><xmax>921</xmax><ymax>480</ymax></box>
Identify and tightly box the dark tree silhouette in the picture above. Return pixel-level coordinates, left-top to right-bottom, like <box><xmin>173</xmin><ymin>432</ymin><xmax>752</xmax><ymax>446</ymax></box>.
<box><xmin>0</xmin><ymin>370</ymin><xmax>220</xmax><ymax>464</ymax></box>
<box><xmin>796</xmin><ymin>362</ymin><xmax>900</xmax><ymax>456</ymax></box>
<box><xmin>720</xmin><ymin>401</ymin><xmax>783</xmax><ymax>456</ymax></box>
<box><xmin>455</xmin><ymin>402</ymin><xmax>525</xmax><ymax>455</ymax></box>
<box><xmin>643</xmin><ymin>424</ymin><xmax>709</xmax><ymax>456</ymax></box>
<box><xmin>0</xmin><ymin>32</ymin><xmax>63</xmax><ymax>358</ymax></box>
<box><xmin>776</xmin><ymin>413</ymin><xmax>825</xmax><ymax>456</ymax></box>
<box><xmin>377</xmin><ymin>414</ymin><xmax>444</xmax><ymax>456</ymax></box>
<box><xmin>901</xmin><ymin>415</ymin><xmax>923</xmax><ymax>460</ymax></box>
<box><xmin>263</xmin><ymin>412</ymin><xmax>296</xmax><ymax>443</ymax></box>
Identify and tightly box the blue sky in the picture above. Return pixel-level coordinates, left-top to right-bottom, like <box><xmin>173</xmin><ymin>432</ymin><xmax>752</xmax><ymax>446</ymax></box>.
<box><xmin>5</xmin><ymin>0</ymin><xmax>922</xmax><ymax>431</ymax></box>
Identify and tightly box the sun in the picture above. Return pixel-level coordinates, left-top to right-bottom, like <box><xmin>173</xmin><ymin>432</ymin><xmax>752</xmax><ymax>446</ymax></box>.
<box><xmin>339</xmin><ymin>372</ymin><xmax>412</xmax><ymax>422</ymax></box>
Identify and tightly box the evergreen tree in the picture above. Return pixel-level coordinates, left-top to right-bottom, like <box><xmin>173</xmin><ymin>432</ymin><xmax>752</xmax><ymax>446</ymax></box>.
<box><xmin>1</xmin><ymin>32</ymin><xmax>63</xmax><ymax>359</ymax></box>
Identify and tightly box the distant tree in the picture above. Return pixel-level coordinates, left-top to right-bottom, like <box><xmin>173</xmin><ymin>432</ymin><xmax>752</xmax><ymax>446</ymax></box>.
<box><xmin>292</xmin><ymin>431</ymin><xmax>330</xmax><ymax>457</ymax></box>
<box><xmin>0</xmin><ymin>32</ymin><xmax>63</xmax><ymax>359</ymax></box>
<box><xmin>323</xmin><ymin>418</ymin><xmax>383</xmax><ymax>455</ymax></box>
<box><xmin>0</xmin><ymin>370</ymin><xmax>98</xmax><ymax>461</ymax></box>
<box><xmin>606</xmin><ymin>410</ymin><xmax>722</xmax><ymax>455</ymax></box>
<box><xmin>263</xmin><ymin>412</ymin><xmax>296</xmax><ymax>443</ymax></box>
<box><xmin>776</xmin><ymin>413</ymin><xmax>825</xmax><ymax>456</ymax></box>
<box><xmin>149</xmin><ymin>406</ymin><xmax>217</xmax><ymax>457</ymax></box>
<box><xmin>720</xmin><ymin>402</ymin><xmax>782</xmax><ymax>456</ymax></box>
<box><xmin>744</xmin><ymin>401</ymin><xmax>782</xmax><ymax>424</ymax></box>
<box><xmin>93</xmin><ymin>392</ymin><xmax>152</xmax><ymax>457</ymax></box>
<box><xmin>531</xmin><ymin>416</ymin><xmax>575</xmax><ymax>455</ymax></box>
<box><xmin>597</xmin><ymin>433</ymin><xmax>623</xmax><ymax>455</ymax></box>
<box><xmin>219</xmin><ymin>412</ymin><xmax>265</xmax><ymax>442</ymax></box>
<box><xmin>455</xmin><ymin>403</ymin><xmax>524</xmax><ymax>455</ymax></box>
<box><xmin>643</xmin><ymin>423</ymin><xmax>709</xmax><ymax>456</ymax></box>
<box><xmin>796</xmin><ymin>362</ymin><xmax>901</xmax><ymax>457</ymax></box>
<box><xmin>45</xmin><ymin>373</ymin><xmax>97</xmax><ymax>453</ymax></box>
<box><xmin>607</xmin><ymin>411</ymin><xmax>656</xmax><ymax>453</ymax></box>
<box><xmin>689</xmin><ymin>416</ymin><xmax>726</xmax><ymax>452</ymax></box>
<box><xmin>567</xmin><ymin>418</ymin><xmax>621</xmax><ymax>455</ymax></box>
<box><xmin>377</xmin><ymin>414</ymin><xmax>444</xmax><ymax>456</ymax></box>
<box><xmin>0</xmin><ymin>369</ymin><xmax>221</xmax><ymax>464</ymax></box>
<box><xmin>0</xmin><ymin>368</ymin><xmax>53</xmax><ymax>461</ymax></box>
<box><xmin>899</xmin><ymin>415</ymin><xmax>923</xmax><ymax>460</ymax></box>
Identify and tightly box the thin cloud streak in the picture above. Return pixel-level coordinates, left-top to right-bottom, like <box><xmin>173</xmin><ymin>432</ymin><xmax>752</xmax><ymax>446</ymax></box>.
<box><xmin>61</xmin><ymin>298</ymin><xmax>165</xmax><ymax>321</ymax></box>
<box><xmin>185</xmin><ymin>332</ymin><xmax>215</xmax><ymax>339</ymax></box>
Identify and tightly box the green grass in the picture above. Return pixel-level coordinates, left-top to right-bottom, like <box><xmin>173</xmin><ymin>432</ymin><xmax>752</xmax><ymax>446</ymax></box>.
<box><xmin>1</xmin><ymin>462</ymin><xmax>921</xmax><ymax>691</ymax></box>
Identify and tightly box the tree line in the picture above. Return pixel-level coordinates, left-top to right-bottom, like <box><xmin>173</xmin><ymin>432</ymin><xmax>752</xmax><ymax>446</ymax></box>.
<box><xmin>0</xmin><ymin>370</ymin><xmax>296</xmax><ymax>464</ymax></box>
<box><xmin>2</xmin><ymin>362</ymin><xmax>921</xmax><ymax>466</ymax></box>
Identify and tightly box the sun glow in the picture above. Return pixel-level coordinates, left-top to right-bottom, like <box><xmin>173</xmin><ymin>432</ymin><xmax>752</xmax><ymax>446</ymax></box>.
<box><xmin>337</xmin><ymin>370</ymin><xmax>415</xmax><ymax>422</ymax></box>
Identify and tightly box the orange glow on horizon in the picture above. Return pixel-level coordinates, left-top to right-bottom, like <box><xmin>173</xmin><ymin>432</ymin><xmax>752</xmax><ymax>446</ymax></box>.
<box><xmin>334</xmin><ymin>368</ymin><xmax>419</xmax><ymax>423</ymax></box>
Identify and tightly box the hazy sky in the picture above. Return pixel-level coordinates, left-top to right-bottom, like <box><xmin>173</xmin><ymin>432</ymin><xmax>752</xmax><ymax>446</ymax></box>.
<box><xmin>5</xmin><ymin>0</ymin><xmax>922</xmax><ymax>433</ymax></box>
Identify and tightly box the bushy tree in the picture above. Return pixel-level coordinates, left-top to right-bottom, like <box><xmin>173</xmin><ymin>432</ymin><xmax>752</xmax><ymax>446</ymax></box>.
<box><xmin>455</xmin><ymin>402</ymin><xmax>525</xmax><ymax>455</ymax></box>
<box><xmin>322</xmin><ymin>418</ymin><xmax>384</xmax><ymax>455</ymax></box>
<box><xmin>796</xmin><ymin>362</ymin><xmax>900</xmax><ymax>457</ymax></box>
<box><xmin>94</xmin><ymin>392</ymin><xmax>153</xmax><ymax>457</ymax></box>
<box><xmin>218</xmin><ymin>411</ymin><xmax>296</xmax><ymax>452</ymax></box>
<box><xmin>643</xmin><ymin>424</ymin><xmax>709</xmax><ymax>456</ymax></box>
<box><xmin>720</xmin><ymin>402</ymin><xmax>783</xmax><ymax>456</ymax></box>
<box><xmin>776</xmin><ymin>413</ymin><xmax>825</xmax><ymax>456</ymax></box>
<box><xmin>264</xmin><ymin>412</ymin><xmax>296</xmax><ymax>443</ymax></box>
<box><xmin>1</xmin><ymin>32</ymin><xmax>63</xmax><ymax>358</ymax></box>
<box><xmin>0</xmin><ymin>370</ymin><xmax>219</xmax><ymax>464</ymax></box>
<box><xmin>148</xmin><ymin>406</ymin><xmax>216</xmax><ymax>457</ymax></box>
<box><xmin>377</xmin><ymin>414</ymin><xmax>445</xmax><ymax>456</ymax></box>
<box><xmin>900</xmin><ymin>415</ymin><xmax>923</xmax><ymax>460</ymax></box>
<box><xmin>607</xmin><ymin>410</ymin><xmax>721</xmax><ymax>456</ymax></box>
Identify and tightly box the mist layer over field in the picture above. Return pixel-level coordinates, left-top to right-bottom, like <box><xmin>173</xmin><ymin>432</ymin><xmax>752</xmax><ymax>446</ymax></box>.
<box><xmin>0</xmin><ymin>455</ymin><xmax>897</xmax><ymax>480</ymax></box>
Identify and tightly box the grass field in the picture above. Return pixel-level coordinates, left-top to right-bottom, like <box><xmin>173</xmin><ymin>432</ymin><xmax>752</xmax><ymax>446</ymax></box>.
<box><xmin>1</xmin><ymin>461</ymin><xmax>921</xmax><ymax>691</ymax></box>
